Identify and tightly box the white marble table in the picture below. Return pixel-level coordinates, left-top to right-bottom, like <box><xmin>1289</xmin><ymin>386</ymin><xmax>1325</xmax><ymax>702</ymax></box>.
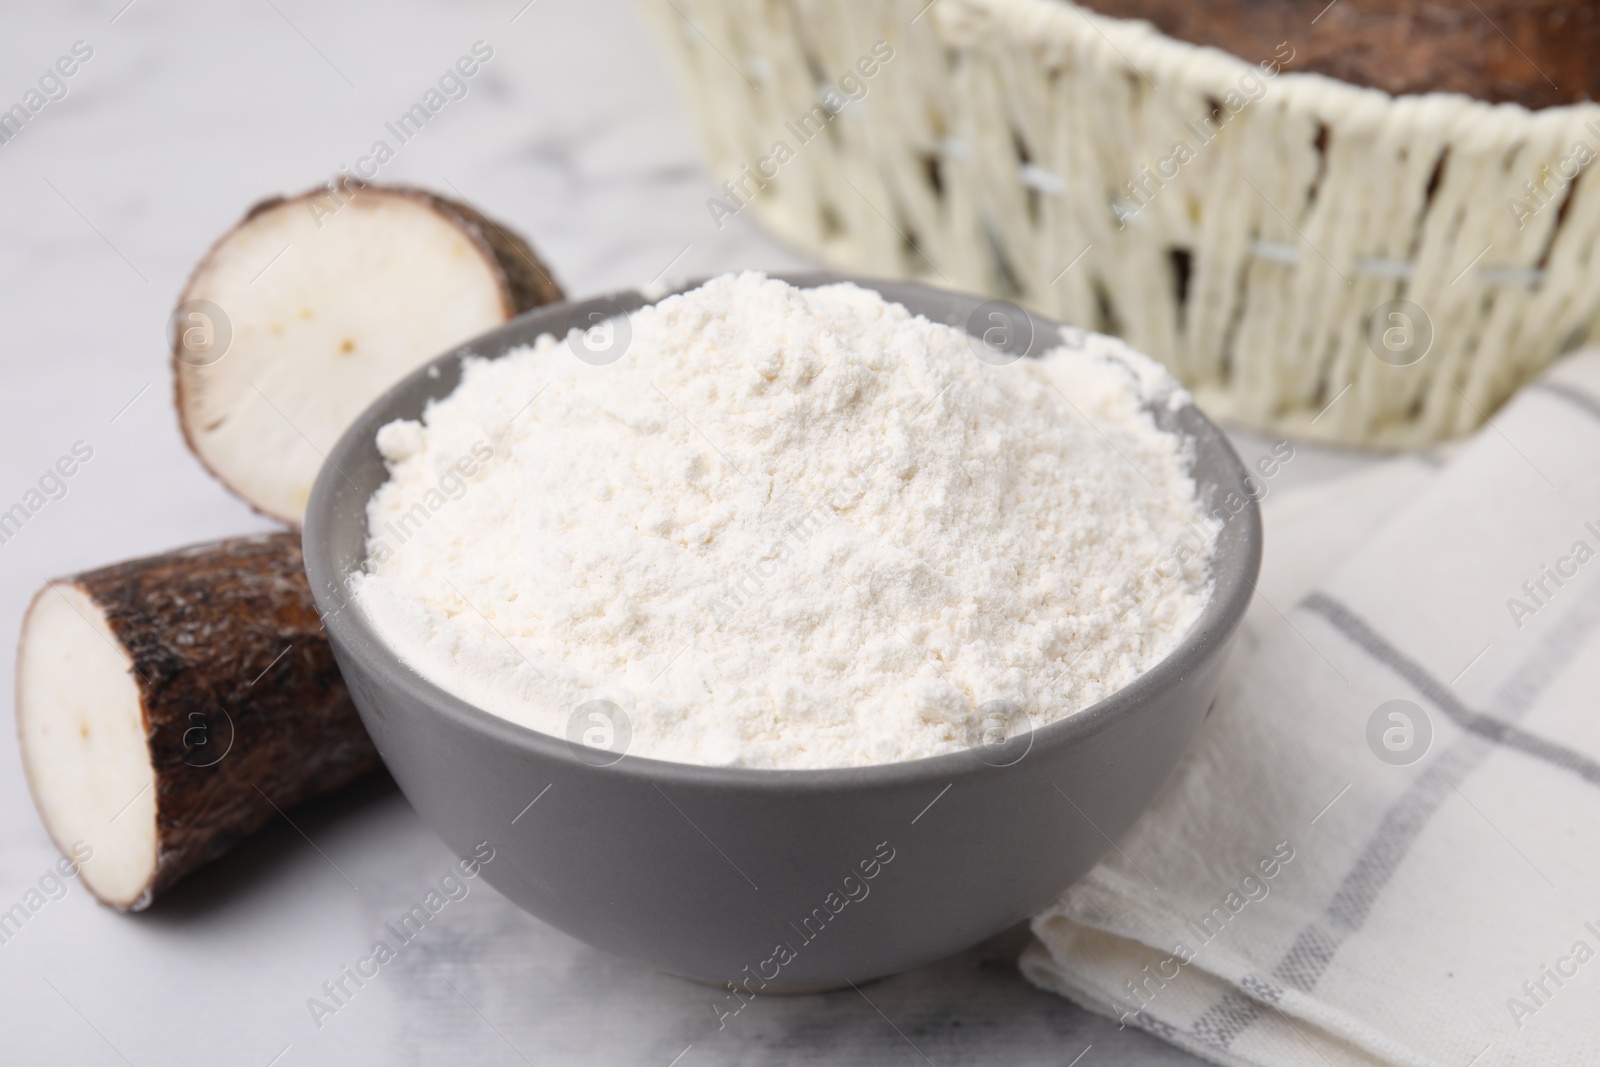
<box><xmin>0</xmin><ymin>3</ymin><xmax>1370</xmax><ymax>1063</ymax></box>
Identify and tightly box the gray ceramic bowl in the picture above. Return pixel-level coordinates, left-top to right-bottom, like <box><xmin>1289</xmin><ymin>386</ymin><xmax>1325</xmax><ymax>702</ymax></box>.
<box><xmin>303</xmin><ymin>274</ymin><xmax>1262</xmax><ymax>992</ymax></box>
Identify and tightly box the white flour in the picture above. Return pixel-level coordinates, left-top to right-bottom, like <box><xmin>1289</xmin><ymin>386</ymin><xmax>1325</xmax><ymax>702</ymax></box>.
<box><xmin>353</xmin><ymin>273</ymin><xmax>1218</xmax><ymax>769</ymax></box>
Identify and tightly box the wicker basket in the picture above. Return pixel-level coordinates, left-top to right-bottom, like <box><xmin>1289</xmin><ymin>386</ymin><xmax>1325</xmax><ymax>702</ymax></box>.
<box><xmin>640</xmin><ymin>0</ymin><xmax>1600</xmax><ymax>446</ymax></box>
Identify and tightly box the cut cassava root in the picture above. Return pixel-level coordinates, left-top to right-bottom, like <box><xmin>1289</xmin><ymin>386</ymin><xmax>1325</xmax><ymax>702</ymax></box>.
<box><xmin>1078</xmin><ymin>0</ymin><xmax>1600</xmax><ymax>109</ymax></box>
<box><xmin>16</xmin><ymin>533</ymin><xmax>380</xmax><ymax>911</ymax></box>
<box><xmin>174</xmin><ymin>182</ymin><xmax>564</xmax><ymax>524</ymax></box>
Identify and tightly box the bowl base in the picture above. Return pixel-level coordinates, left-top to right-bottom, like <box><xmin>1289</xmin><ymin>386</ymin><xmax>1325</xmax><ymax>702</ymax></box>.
<box><xmin>671</xmin><ymin>971</ymin><xmax>879</xmax><ymax>996</ymax></box>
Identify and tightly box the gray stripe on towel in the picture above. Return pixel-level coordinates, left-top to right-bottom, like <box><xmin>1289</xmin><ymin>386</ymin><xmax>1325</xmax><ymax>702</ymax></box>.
<box><xmin>1190</xmin><ymin>991</ymin><xmax>1263</xmax><ymax>1049</ymax></box>
<box><xmin>1194</xmin><ymin>580</ymin><xmax>1600</xmax><ymax>1050</ymax></box>
<box><xmin>1532</xmin><ymin>379</ymin><xmax>1600</xmax><ymax>427</ymax></box>
<box><xmin>1303</xmin><ymin>592</ymin><xmax>1600</xmax><ymax>786</ymax></box>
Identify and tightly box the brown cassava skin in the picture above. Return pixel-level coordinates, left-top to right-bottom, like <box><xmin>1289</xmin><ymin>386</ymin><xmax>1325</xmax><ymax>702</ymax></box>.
<box><xmin>1078</xmin><ymin>0</ymin><xmax>1600</xmax><ymax>109</ymax></box>
<box><xmin>172</xmin><ymin>181</ymin><xmax>564</xmax><ymax>526</ymax></box>
<box><xmin>21</xmin><ymin>533</ymin><xmax>380</xmax><ymax>911</ymax></box>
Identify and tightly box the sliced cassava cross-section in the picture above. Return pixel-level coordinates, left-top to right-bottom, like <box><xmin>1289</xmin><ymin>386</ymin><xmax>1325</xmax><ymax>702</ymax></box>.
<box><xmin>15</xmin><ymin>532</ymin><xmax>381</xmax><ymax>911</ymax></box>
<box><xmin>174</xmin><ymin>182</ymin><xmax>563</xmax><ymax>524</ymax></box>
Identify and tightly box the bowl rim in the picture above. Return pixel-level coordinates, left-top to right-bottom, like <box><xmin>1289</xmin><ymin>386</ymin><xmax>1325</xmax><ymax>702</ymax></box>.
<box><xmin>303</xmin><ymin>272</ymin><xmax>1263</xmax><ymax>793</ymax></box>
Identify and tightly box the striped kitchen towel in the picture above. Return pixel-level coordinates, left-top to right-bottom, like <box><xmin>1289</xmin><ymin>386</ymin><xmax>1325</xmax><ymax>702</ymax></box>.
<box><xmin>1022</xmin><ymin>351</ymin><xmax>1600</xmax><ymax>1067</ymax></box>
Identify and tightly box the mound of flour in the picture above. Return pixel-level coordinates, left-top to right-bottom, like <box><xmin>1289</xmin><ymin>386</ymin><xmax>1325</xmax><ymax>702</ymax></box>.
<box><xmin>353</xmin><ymin>273</ymin><xmax>1218</xmax><ymax>769</ymax></box>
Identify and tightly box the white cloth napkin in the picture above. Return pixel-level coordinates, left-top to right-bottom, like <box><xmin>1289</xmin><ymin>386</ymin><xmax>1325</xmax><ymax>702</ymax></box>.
<box><xmin>1022</xmin><ymin>352</ymin><xmax>1600</xmax><ymax>1067</ymax></box>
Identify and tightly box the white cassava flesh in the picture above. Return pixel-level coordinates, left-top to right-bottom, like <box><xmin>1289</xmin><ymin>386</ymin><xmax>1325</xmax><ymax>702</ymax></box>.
<box><xmin>16</xmin><ymin>583</ymin><xmax>157</xmax><ymax>909</ymax></box>
<box><xmin>174</xmin><ymin>184</ymin><xmax>562</xmax><ymax>524</ymax></box>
